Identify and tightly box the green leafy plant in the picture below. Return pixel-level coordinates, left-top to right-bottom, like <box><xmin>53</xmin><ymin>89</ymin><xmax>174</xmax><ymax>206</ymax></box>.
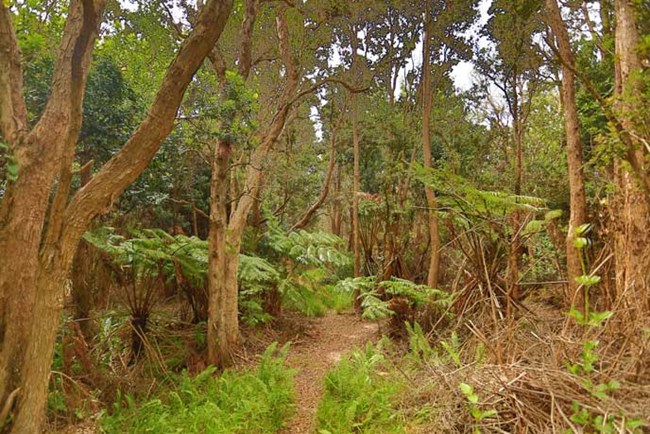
<box><xmin>316</xmin><ymin>343</ymin><xmax>407</xmax><ymax>433</ymax></box>
<box><xmin>84</xmin><ymin>227</ymin><xmax>280</xmax><ymax>324</ymax></box>
<box><xmin>335</xmin><ymin>276</ymin><xmax>454</xmax><ymax>322</ymax></box>
<box><xmin>261</xmin><ymin>219</ymin><xmax>352</xmax><ymax>317</ymax></box>
<box><xmin>101</xmin><ymin>343</ymin><xmax>295</xmax><ymax>433</ymax></box>
<box><xmin>459</xmin><ymin>383</ymin><xmax>498</xmax><ymax>434</ymax></box>
<box><xmin>563</xmin><ymin>224</ymin><xmax>644</xmax><ymax>433</ymax></box>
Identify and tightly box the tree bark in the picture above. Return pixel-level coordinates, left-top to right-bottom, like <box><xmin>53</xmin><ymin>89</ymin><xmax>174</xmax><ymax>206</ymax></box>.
<box><xmin>329</xmin><ymin>163</ymin><xmax>342</xmax><ymax>236</ymax></box>
<box><xmin>206</xmin><ymin>8</ymin><xmax>300</xmax><ymax>368</ymax></box>
<box><xmin>0</xmin><ymin>1</ymin><xmax>234</xmax><ymax>430</ymax></box>
<box><xmin>421</xmin><ymin>2</ymin><xmax>441</xmax><ymax>289</ymax></box>
<box><xmin>207</xmin><ymin>139</ymin><xmax>233</xmax><ymax>366</ymax></box>
<box><xmin>352</xmin><ymin>92</ymin><xmax>361</xmax><ymax>280</ymax></box>
<box><xmin>612</xmin><ymin>0</ymin><xmax>650</xmax><ymax>323</ymax></box>
<box><xmin>0</xmin><ymin>1</ymin><xmax>107</xmax><ymax>426</ymax></box>
<box><xmin>545</xmin><ymin>0</ymin><xmax>588</xmax><ymax>311</ymax></box>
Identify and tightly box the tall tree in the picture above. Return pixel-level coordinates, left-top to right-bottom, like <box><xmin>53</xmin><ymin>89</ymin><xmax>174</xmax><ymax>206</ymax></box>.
<box><xmin>477</xmin><ymin>0</ymin><xmax>543</xmax><ymax>310</ymax></box>
<box><xmin>612</xmin><ymin>0</ymin><xmax>650</xmax><ymax>322</ymax></box>
<box><xmin>206</xmin><ymin>3</ymin><xmax>320</xmax><ymax>367</ymax></box>
<box><xmin>0</xmin><ymin>1</ymin><xmax>233</xmax><ymax>430</ymax></box>
<box><xmin>544</xmin><ymin>0</ymin><xmax>588</xmax><ymax>311</ymax></box>
<box><xmin>421</xmin><ymin>0</ymin><xmax>441</xmax><ymax>289</ymax></box>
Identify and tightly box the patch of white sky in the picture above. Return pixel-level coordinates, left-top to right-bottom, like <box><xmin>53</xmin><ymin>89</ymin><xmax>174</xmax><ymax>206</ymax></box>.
<box><xmin>410</xmin><ymin>0</ymin><xmax>492</xmax><ymax>94</ymax></box>
<box><xmin>120</xmin><ymin>0</ymin><xmax>193</xmax><ymax>26</ymax></box>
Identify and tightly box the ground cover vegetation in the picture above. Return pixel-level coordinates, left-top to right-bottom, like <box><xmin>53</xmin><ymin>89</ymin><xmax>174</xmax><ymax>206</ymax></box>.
<box><xmin>0</xmin><ymin>0</ymin><xmax>649</xmax><ymax>432</ymax></box>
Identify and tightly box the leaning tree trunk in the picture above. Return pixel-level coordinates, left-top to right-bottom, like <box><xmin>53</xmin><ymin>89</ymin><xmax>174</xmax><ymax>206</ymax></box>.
<box><xmin>0</xmin><ymin>1</ymin><xmax>234</xmax><ymax>430</ymax></box>
<box><xmin>545</xmin><ymin>0</ymin><xmax>588</xmax><ymax>312</ymax></box>
<box><xmin>291</xmin><ymin>104</ymin><xmax>341</xmax><ymax>231</ymax></box>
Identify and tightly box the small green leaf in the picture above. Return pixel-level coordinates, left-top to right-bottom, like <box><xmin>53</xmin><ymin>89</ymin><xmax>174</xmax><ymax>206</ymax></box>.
<box><xmin>573</xmin><ymin>237</ymin><xmax>588</xmax><ymax>249</ymax></box>
<box><xmin>625</xmin><ymin>419</ymin><xmax>645</xmax><ymax>429</ymax></box>
<box><xmin>575</xmin><ymin>223</ymin><xmax>592</xmax><ymax>235</ymax></box>
<box><xmin>575</xmin><ymin>275</ymin><xmax>601</xmax><ymax>287</ymax></box>
<box><xmin>459</xmin><ymin>383</ymin><xmax>473</xmax><ymax>397</ymax></box>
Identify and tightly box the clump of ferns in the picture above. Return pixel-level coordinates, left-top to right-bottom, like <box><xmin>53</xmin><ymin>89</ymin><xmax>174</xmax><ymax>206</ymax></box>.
<box><xmin>109</xmin><ymin>258</ymin><xmax>165</xmax><ymax>365</ymax></box>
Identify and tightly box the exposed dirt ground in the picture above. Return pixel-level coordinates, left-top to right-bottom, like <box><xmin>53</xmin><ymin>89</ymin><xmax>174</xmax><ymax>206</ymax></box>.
<box><xmin>280</xmin><ymin>312</ymin><xmax>378</xmax><ymax>434</ymax></box>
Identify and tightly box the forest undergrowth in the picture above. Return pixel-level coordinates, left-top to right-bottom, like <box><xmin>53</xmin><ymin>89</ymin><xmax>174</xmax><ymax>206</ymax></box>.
<box><xmin>46</xmin><ymin>279</ymin><xmax>650</xmax><ymax>434</ymax></box>
<box><xmin>3</xmin><ymin>1</ymin><xmax>650</xmax><ymax>433</ymax></box>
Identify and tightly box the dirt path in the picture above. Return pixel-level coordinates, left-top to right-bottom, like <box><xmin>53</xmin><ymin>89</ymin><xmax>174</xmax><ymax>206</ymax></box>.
<box><xmin>280</xmin><ymin>311</ymin><xmax>378</xmax><ymax>434</ymax></box>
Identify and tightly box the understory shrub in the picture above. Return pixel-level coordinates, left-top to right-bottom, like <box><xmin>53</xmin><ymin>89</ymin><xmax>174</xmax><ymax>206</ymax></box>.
<box><xmin>101</xmin><ymin>344</ymin><xmax>295</xmax><ymax>433</ymax></box>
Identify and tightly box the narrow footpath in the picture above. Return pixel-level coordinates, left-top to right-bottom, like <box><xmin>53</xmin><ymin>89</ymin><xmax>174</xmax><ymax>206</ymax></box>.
<box><xmin>280</xmin><ymin>312</ymin><xmax>378</xmax><ymax>434</ymax></box>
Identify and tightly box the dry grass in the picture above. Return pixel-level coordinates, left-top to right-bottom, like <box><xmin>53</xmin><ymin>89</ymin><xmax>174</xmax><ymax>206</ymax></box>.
<box><xmin>395</xmin><ymin>301</ymin><xmax>650</xmax><ymax>433</ymax></box>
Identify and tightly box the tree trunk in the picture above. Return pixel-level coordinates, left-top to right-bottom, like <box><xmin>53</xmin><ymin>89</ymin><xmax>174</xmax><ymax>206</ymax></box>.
<box><xmin>0</xmin><ymin>0</ymin><xmax>107</xmax><ymax>424</ymax></box>
<box><xmin>0</xmin><ymin>1</ymin><xmax>234</xmax><ymax>429</ymax></box>
<box><xmin>421</xmin><ymin>3</ymin><xmax>441</xmax><ymax>289</ymax></box>
<box><xmin>329</xmin><ymin>163</ymin><xmax>342</xmax><ymax>237</ymax></box>
<box><xmin>206</xmin><ymin>9</ymin><xmax>300</xmax><ymax>368</ymax></box>
<box><xmin>612</xmin><ymin>0</ymin><xmax>650</xmax><ymax>322</ymax></box>
<box><xmin>351</xmin><ymin>91</ymin><xmax>362</xmax><ymax>309</ymax></box>
<box><xmin>545</xmin><ymin>0</ymin><xmax>588</xmax><ymax>311</ymax></box>
<box><xmin>207</xmin><ymin>139</ymin><xmax>236</xmax><ymax>367</ymax></box>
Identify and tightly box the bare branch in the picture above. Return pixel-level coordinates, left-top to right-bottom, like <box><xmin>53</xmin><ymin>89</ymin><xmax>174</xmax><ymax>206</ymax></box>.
<box><xmin>237</xmin><ymin>0</ymin><xmax>259</xmax><ymax>79</ymax></box>
<box><xmin>60</xmin><ymin>0</ymin><xmax>234</xmax><ymax>255</ymax></box>
<box><xmin>290</xmin><ymin>78</ymin><xmax>369</xmax><ymax>106</ymax></box>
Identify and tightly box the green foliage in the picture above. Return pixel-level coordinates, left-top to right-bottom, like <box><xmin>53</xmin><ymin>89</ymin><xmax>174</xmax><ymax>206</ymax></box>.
<box><xmin>211</xmin><ymin>71</ymin><xmax>259</xmax><ymax>145</ymax></box>
<box><xmin>440</xmin><ymin>332</ymin><xmax>464</xmax><ymax>368</ymax></box>
<box><xmin>412</xmin><ymin>163</ymin><xmax>547</xmax><ymax>217</ymax></box>
<box><xmin>316</xmin><ymin>344</ymin><xmax>407</xmax><ymax>433</ymax></box>
<box><xmin>265</xmin><ymin>222</ymin><xmax>351</xmax><ymax>269</ymax></box>
<box><xmin>260</xmin><ymin>220</ymin><xmax>352</xmax><ymax>316</ymax></box>
<box><xmin>405</xmin><ymin>322</ymin><xmax>436</xmax><ymax>362</ymax></box>
<box><xmin>101</xmin><ymin>343</ymin><xmax>295</xmax><ymax>434</ymax></box>
<box><xmin>0</xmin><ymin>141</ymin><xmax>19</xmax><ymax>184</ymax></box>
<box><xmin>335</xmin><ymin>276</ymin><xmax>454</xmax><ymax>321</ymax></box>
<box><xmin>459</xmin><ymin>382</ymin><xmax>498</xmax><ymax>434</ymax></box>
<box><xmin>84</xmin><ymin>227</ymin><xmax>280</xmax><ymax>290</ymax></box>
<box><xmin>85</xmin><ymin>225</ymin><xmax>353</xmax><ymax>322</ymax></box>
<box><xmin>84</xmin><ymin>227</ymin><xmax>279</xmax><ymax>324</ymax></box>
<box><xmin>320</xmin><ymin>284</ymin><xmax>354</xmax><ymax>313</ymax></box>
<box><xmin>563</xmin><ymin>231</ymin><xmax>644</xmax><ymax>432</ymax></box>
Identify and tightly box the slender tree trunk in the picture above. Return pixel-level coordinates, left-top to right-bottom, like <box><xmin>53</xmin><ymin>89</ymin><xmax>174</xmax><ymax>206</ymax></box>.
<box><xmin>612</xmin><ymin>0</ymin><xmax>650</xmax><ymax>322</ymax></box>
<box><xmin>351</xmin><ymin>91</ymin><xmax>362</xmax><ymax>310</ymax></box>
<box><xmin>329</xmin><ymin>163</ymin><xmax>342</xmax><ymax>236</ymax></box>
<box><xmin>291</xmin><ymin>110</ymin><xmax>340</xmax><ymax>231</ymax></box>
<box><xmin>207</xmin><ymin>139</ymin><xmax>235</xmax><ymax>367</ymax></box>
<box><xmin>421</xmin><ymin>3</ymin><xmax>441</xmax><ymax>289</ymax></box>
<box><xmin>545</xmin><ymin>0</ymin><xmax>588</xmax><ymax>311</ymax></box>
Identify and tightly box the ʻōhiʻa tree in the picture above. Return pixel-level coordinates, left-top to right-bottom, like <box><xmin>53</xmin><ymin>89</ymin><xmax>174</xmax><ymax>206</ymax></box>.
<box><xmin>420</xmin><ymin>0</ymin><xmax>441</xmax><ymax>289</ymax></box>
<box><xmin>544</xmin><ymin>0</ymin><xmax>588</xmax><ymax>311</ymax></box>
<box><xmin>611</xmin><ymin>0</ymin><xmax>650</xmax><ymax>323</ymax></box>
<box><xmin>0</xmin><ymin>1</ymin><xmax>233</xmax><ymax>431</ymax></box>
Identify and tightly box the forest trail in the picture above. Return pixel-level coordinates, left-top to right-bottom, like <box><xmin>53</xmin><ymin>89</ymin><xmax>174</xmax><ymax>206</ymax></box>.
<box><xmin>280</xmin><ymin>312</ymin><xmax>378</xmax><ymax>434</ymax></box>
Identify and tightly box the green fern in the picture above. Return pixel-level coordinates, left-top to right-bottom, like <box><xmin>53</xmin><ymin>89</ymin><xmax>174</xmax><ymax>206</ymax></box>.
<box><xmin>84</xmin><ymin>228</ymin><xmax>279</xmax><ymax>291</ymax></box>
<box><xmin>411</xmin><ymin>163</ymin><xmax>546</xmax><ymax>216</ymax></box>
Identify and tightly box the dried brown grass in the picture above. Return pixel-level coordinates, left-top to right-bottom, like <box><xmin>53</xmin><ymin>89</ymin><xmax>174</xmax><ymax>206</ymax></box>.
<box><xmin>401</xmin><ymin>300</ymin><xmax>650</xmax><ymax>433</ymax></box>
